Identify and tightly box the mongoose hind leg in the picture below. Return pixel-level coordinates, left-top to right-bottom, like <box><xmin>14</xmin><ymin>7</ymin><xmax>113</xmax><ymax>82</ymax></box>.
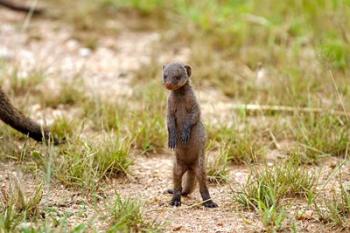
<box><xmin>170</xmin><ymin>160</ymin><xmax>186</xmax><ymax>207</ymax></box>
<box><xmin>166</xmin><ymin>170</ymin><xmax>196</xmax><ymax>196</ymax></box>
<box><xmin>181</xmin><ymin>169</ymin><xmax>196</xmax><ymax>195</ymax></box>
<box><xmin>194</xmin><ymin>157</ymin><xmax>218</xmax><ymax>208</ymax></box>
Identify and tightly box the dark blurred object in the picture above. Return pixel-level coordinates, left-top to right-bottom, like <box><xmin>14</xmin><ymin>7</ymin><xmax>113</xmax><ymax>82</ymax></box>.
<box><xmin>0</xmin><ymin>0</ymin><xmax>43</xmax><ymax>15</ymax></box>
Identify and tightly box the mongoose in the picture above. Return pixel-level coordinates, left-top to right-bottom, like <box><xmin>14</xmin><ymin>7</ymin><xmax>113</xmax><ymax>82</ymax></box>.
<box><xmin>0</xmin><ymin>88</ymin><xmax>57</xmax><ymax>144</ymax></box>
<box><xmin>0</xmin><ymin>0</ymin><xmax>43</xmax><ymax>15</ymax></box>
<box><xmin>163</xmin><ymin>62</ymin><xmax>218</xmax><ymax>208</ymax></box>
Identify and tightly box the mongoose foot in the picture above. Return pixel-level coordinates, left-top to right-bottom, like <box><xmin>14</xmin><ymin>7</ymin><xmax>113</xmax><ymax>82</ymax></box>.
<box><xmin>166</xmin><ymin>189</ymin><xmax>189</xmax><ymax>196</ymax></box>
<box><xmin>181</xmin><ymin>128</ymin><xmax>191</xmax><ymax>144</ymax></box>
<box><xmin>203</xmin><ymin>200</ymin><xmax>218</xmax><ymax>208</ymax></box>
<box><xmin>170</xmin><ymin>197</ymin><xmax>181</xmax><ymax>207</ymax></box>
<box><xmin>168</xmin><ymin>136</ymin><xmax>176</xmax><ymax>149</ymax></box>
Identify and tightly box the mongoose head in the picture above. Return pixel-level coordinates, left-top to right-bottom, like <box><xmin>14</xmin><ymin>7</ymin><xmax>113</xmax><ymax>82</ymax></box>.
<box><xmin>163</xmin><ymin>63</ymin><xmax>192</xmax><ymax>90</ymax></box>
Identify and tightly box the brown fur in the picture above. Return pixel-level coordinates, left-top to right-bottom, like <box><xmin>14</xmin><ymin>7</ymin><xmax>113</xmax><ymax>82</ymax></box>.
<box><xmin>0</xmin><ymin>88</ymin><xmax>57</xmax><ymax>144</ymax></box>
<box><xmin>163</xmin><ymin>63</ymin><xmax>217</xmax><ymax>208</ymax></box>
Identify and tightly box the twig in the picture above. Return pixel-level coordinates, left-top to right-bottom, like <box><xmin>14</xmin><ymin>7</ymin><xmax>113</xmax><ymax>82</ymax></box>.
<box><xmin>231</xmin><ymin>104</ymin><xmax>349</xmax><ymax>116</ymax></box>
<box><xmin>269</xmin><ymin>130</ymin><xmax>280</xmax><ymax>149</ymax></box>
<box><xmin>21</xmin><ymin>0</ymin><xmax>39</xmax><ymax>32</ymax></box>
<box><xmin>328</xmin><ymin>70</ymin><xmax>349</xmax><ymax>120</ymax></box>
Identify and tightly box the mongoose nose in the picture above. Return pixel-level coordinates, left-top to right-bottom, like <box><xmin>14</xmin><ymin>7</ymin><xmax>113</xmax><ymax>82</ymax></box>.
<box><xmin>165</xmin><ymin>82</ymin><xmax>174</xmax><ymax>90</ymax></box>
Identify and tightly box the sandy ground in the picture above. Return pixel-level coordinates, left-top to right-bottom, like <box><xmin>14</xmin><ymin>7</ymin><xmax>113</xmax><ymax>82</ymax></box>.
<box><xmin>0</xmin><ymin>7</ymin><xmax>348</xmax><ymax>233</ymax></box>
<box><xmin>1</xmin><ymin>155</ymin><xmax>345</xmax><ymax>232</ymax></box>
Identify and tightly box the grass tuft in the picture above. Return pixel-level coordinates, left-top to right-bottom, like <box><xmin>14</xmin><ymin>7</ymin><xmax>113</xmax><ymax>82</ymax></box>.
<box><xmin>207</xmin><ymin>149</ymin><xmax>229</xmax><ymax>184</ymax></box>
<box><xmin>208</xmin><ymin>124</ymin><xmax>266</xmax><ymax>164</ymax></box>
<box><xmin>234</xmin><ymin>161</ymin><xmax>315</xmax><ymax>231</ymax></box>
<box><xmin>314</xmin><ymin>182</ymin><xmax>350</xmax><ymax>230</ymax></box>
<box><xmin>235</xmin><ymin>161</ymin><xmax>315</xmax><ymax>209</ymax></box>
<box><xmin>55</xmin><ymin>135</ymin><xmax>132</xmax><ymax>191</ymax></box>
<box><xmin>41</xmin><ymin>78</ymin><xmax>88</xmax><ymax>108</ymax></box>
<box><xmin>107</xmin><ymin>194</ymin><xmax>162</xmax><ymax>233</ymax></box>
<box><xmin>291</xmin><ymin>114</ymin><xmax>350</xmax><ymax>162</ymax></box>
<box><xmin>0</xmin><ymin>177</ymin><xmax>43</xmax><ymax>232</ymax></box>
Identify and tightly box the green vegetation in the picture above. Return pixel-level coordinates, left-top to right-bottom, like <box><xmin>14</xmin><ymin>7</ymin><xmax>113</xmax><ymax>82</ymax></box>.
<box><xmin>208</xmin><ymin>123</ymin><xmax>266</xmax><ymax>164</ymax></box>
<box><xmin>315</xmin><ymin>183</ymin><xmax>350</xmax><ymax>229</ymax></box>
<box><xmin>291</xmin><ymin>114</ymin><xmax>350</xmax><ymax>163</ymax></box>
<box><xmin>107</xmin><ymin>195</ymin><xmax>162</xmax><ymax>232</ymax></box>
<box><xmin>235</xmin><ymin>162</ymin><xmax>315</xmax><ymax>209</ymax></box>
<box><xmin>55</xmin><ymin>135</ymin><xmax>131</xmax><ymax>191</ymax></box>
<box><xmin>7</xmin><ymin>69</ymin><xmax>46</xmax><ymax>96</ymax></box>
<box><xmin>235</xmin><ymin>161</ymin><xmax>316</xmax><ymax>230</ymax></box>
<box><xmin>207</xmin><ymin>149</ymin><xmax>230</xmax><ymax>184</ymax></box>
<box><xmin>0</xmin><ymin>180</ymin><xmax>43</xmax><ymax>224</ymax></box>
<box><xmin>41</xmin><ymin>77</ymin><xmax>88</xmax><ymax>108</ymax></box>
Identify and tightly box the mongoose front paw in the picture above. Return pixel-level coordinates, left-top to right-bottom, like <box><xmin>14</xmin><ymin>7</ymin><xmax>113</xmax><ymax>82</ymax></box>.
<box><xmin>203</xmin><ymin>200</ymin><xmax>218</xmax><ymax>208</ymax></box>
<box><xmin>170</xmin><ymin>198</ymin><xmax>181</xmax><ymax>207</ymax></box>
<box><xmin>181</xmin><ymin>128</ymin><xmax>191</xmax><ymax>144</ymax></box>
<box><xmin>168</xmin><ymin>136</ymin><xmax>176</xmax><ymax>149</ymax></box>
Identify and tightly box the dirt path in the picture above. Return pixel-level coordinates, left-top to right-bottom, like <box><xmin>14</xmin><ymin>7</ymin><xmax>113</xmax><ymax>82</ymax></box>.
<box><xmin>110</xmin><ymin>155</ymin><xmax>257</xmax><ymax>233</ymax></box>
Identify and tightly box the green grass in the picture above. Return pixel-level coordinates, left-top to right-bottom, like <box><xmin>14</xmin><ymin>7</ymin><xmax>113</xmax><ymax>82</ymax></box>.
<box><xmin>50</xmin><ymin>0</ymin><xmax>350</xmax><ymax>52</ymax></box>
<box><xmin>0</xmin><ymin>178</ymin><xmax>43</xmax><ymax>232</ymax></box>
<box><xmin>207</xmin><ymin>149</ymin><xmax>229</xmax><ymax>184</ymax></box>
<box><xmin>235</xmin><ymin>161</ymin><xmax>316</xmax><ymax>231</ymax></box>
<box><xmin>314</xmin><ymin>183</ymin><xmax>350</xmax><ymax>230</ymax></box>
<box><xmin>235</xmin><ymin>162</ymin><xmax>315</xmax><ymax>209</ymax></box>
<box><xmin>129</xmin><ymin>111</ymin><xmax>166</xmax><ymax>154</ymax></box>
<box><xmin>291</xmin><ymin>114</ymin><xmax>350</xmax><ymax>163</ymax></box>
<box><xmin>208</xmin><ymin>123</ymin><xmax>266</xmax><ymax>164</ymax></box>
<box><xmin>320</xmin><ymin>37</ymin><xmax>350</xmax><ymax>70</ymax></box>
<box><xmin>50</xmin><ymin>116</ymin><xmax>77</xmax><ymax>140</ymax></box>
<box><xmin>107</xmin><ymin>195</ymin><xmax>162</xmax><ymax>233</ymax></box>
<box><xmin>0</xmin><ymin>129</ymin><xmax>40</xmax><ymax>162</ymax></box>
<box><xmin>82</xmin><ymin>98</ymin><xmax>127</xmax><ymax>132</ymax></box>
<box><xmin>7</xmin><ymin>69</ymin><xmax>46</xmax><ymax>96</ymax></box>
<box><xmin>54</xmin><ymin>135</ymin><xmax>132</xmax><ymax>191</ymax></box>
<box><xmin>0</xmin><ymin>178</ymin><xmax>89</xmax><ymax>233</ymax></box>
<box><xmin>46</xmin><ymin>0</ymin><xmax>350</xmax><ymax>106</ymax></box>
<box><xmin>41</xmin><ymin>78</ymin><xmax>88</xmax><ymax>108</ymax></box>
<box><xmin>128</xmin><ymin>82</ymin><xmax>167</xmax><ymax>154</ymax></box>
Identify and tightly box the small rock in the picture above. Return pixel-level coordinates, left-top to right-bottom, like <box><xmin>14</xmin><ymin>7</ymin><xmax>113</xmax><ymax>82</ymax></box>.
<box><xmin>343</xmin><ymin>181</ymin><xmax>350</xmax><ymax>192</ymax></box>
<box><xmin>329</xmin><ymin>161</ymin><xmax>337</xmax><ymax>169</ymax></box>
<box><xmin>296</xmin><ymin>210</ymin><xmax>314</xmax><ymax>220</ymax></box>
<box><xmin>17</xmin><ymin>222</ymin><xmax>34</xmax><ymax>230</ymax></box>
<box><xmin>79</xmin><ymin>48</ymin><xmax>92</xmax><ymax>57</ymax></box>
<box><xmin>0</xmin><ymin>47</ymin><xmax>13</xmax><ymax>60</ymax></box>
<box><xmin>173</xmin><ymin>226</ymin><xmax>182</xmax><ymax>231</ymax></box>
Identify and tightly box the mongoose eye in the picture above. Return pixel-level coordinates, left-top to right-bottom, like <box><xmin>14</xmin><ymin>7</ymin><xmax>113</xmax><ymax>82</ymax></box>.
<box><xmin>175</xmin><ymin>76</ymin><xmax>181</xmax><ymax>80</ymax></box>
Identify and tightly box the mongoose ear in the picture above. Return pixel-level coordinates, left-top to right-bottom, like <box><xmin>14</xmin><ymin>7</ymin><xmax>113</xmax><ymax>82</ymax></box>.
<box><xmin>184</xmin><ymin>65</ymin><xmax>192</xmax><ymax>77</ymax></box>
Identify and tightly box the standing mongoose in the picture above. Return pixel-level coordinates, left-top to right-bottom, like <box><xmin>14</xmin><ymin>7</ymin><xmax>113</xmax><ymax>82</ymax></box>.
<box><xmin>163</xmin><ymin>62</ymin><xmax>218</xmax><ymax>208</ymax></box>
<box><xmin>0</xmin><ymin>88</ymin><xmax>57</xmax><ymax>143</ymax></box>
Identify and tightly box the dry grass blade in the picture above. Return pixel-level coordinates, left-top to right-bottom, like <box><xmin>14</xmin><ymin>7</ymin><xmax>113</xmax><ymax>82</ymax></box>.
<box><xmin>231</xmin><ymin>104</ymin><xmax>349</xmax><ymax>116</ymax></box>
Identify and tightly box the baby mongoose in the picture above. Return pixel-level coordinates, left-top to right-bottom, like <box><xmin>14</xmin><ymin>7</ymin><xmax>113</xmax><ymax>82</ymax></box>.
<box><xmin>0</xmin><ymin>88</ymin><xmax>57</xmax><ymax>144</ymax></box>
<box><xmin>163</xmin><ymin>62</ymin><xmax>218</xmax><ymax>208</ymax></box>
